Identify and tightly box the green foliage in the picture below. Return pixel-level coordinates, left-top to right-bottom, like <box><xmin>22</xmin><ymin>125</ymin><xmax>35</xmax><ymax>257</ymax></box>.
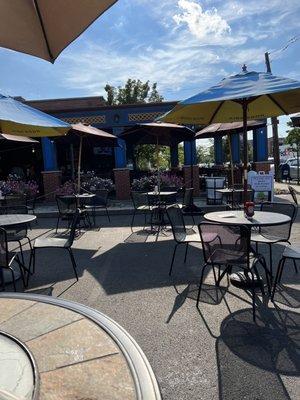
<box><xmin>286</xmin><ymin>121</ymin><xmax>300</xmax><ymax>148</ymax></box>
<box><xmin>196</xmin><ymin>143</ymin><xmax>214</xmax><ymax>164</ymax></box>
<box><xmin>134</xmin><ymin>145</ymin><xmax>170</xmax><ymax>170</ymax></box>
<box><xmin>104</xmin><ymin>79</ymin><xmax>163</xmax><ymax>105</ymax></box>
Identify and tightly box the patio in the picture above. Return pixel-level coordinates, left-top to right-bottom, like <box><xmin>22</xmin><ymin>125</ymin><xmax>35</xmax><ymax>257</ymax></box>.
<box><xmin>1</xmin><ymin>201</ymin><xmax>299</xmax><ymax>400</ymax></box>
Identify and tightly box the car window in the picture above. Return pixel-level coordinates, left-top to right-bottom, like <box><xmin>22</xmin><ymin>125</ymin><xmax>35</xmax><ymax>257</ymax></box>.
<box><xmin>290</xmin><ymin>160</ymin><xmax>299</xmax><ymax>166</ymax></box>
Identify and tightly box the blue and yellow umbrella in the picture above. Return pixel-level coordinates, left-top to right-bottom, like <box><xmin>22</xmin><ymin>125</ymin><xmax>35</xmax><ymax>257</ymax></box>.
<box><xmin>161</xmin><ymin>67</ymin><xmax>300</xmax><ymax>202</ymax></box>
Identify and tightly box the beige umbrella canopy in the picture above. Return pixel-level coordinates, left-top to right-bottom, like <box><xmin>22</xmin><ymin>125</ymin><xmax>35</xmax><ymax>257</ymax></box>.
<box><xmin>69</xmin><ymin>123</ymin><xmax>118</xmax><ymax>191</ymax></box>
<box><xmin>0</xmin><ymin>0</ymin><xmax>117</xmax><ymax>62</ymax></box>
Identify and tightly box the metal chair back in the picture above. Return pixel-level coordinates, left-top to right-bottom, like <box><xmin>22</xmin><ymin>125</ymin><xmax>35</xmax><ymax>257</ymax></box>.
<box><xmin>198</xmin><ymin>222</ymin><xmax>250</xmax><ymax>265</ymax></box>
<box><xmin>131</xmin><ymin>192</ymin><xmax>149</xmax><ymax>209</ymax></box>
<box><xmin>0</xmin><ymin>227</ymin><xmax>9</xmax><ymax>268</ymax></box>
<box><xmin>260</xmin><ymin>202</ymin><xmax>297</xmax><ymax>240</ymax></box>
<box><xmin>183</xmin><ymin>188</ymin><xmax>193</xmax><ymax>207</ymax></box>
<box><xmin>288</xmin><ymin>185</ymin><xmax>298</xmax><ymax>206</ymax></box>
<box><xmin>93</xmin><ymin>189</ymin><xmax>109</xmax><ymax>206</ymax></box>
<box><xmin>56</xmin><ymin>195</ymin><xmax>77</xmax><ymax>215</ymax></box>
<box><xmin>166</xmin><ymin>205</ymin><xmax>187</xmax><ymax>243</ymax></box>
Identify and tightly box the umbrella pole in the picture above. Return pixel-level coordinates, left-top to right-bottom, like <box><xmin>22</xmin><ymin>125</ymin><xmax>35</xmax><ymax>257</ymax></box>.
<box><xmin>242</xmin><ymin>100</ymin><xmax>248</xmax><ymax>204</ymax></box>
<box><xmin>77</xmin><ymin>136</ymin><xmax>83</xmax><ymax>194</ymax></box>
<box><xmin>228</xmin><ymin>134</ymin><xmax>235</xmax><ymax>187</ymax></box>
<box><xmin>70</xmin><ymin>144</ymin><xmax>75</xmax><ymax>181</ymax></box>
<box><xmin>156</xmin><ymin>136</ymin><xmax>160</xmax><ymax>192</ymax></box>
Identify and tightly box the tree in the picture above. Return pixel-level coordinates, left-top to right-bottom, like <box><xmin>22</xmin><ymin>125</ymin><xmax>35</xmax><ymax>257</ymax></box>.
<box><xmin>196</xmin><ymin>143</ymin><xmax>214</xmax><ymax>165</ymax></box>
<box><xmin>286</xmin><ymin>121</ymin><xmax>300</xmax><ymax>184</ymax></box>
<box><xmin>104</xmin><ymin>79</ymin><xmax>163</xmax><ymax>105</ymax></box>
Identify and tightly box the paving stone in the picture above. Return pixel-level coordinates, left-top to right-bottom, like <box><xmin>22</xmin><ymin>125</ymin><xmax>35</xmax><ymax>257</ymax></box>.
<box><xmin>0</xmin><ymin>302</ymin><xmax>83</xmax><ymax>341</ymax></box>
<box><xmin>27</xmin><ymin>318</ymin><xmax>119</xmax><ymax>372</ymax></box>
<box><xmin>39</xmin><ymin>354</ymin><xmax>136</xmax><ymax>400</ymax></box>
<box><xmin>0</xmin><ymin>298</ymin><xmax>36</xmax><ymax>325</ymax></box>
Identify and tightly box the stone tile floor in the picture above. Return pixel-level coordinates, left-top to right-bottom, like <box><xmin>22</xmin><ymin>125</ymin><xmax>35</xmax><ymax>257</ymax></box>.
<box><xmin>1</xmin><ymin>201</ymin><xmax>300</xmax><ymax>400</ymax></box>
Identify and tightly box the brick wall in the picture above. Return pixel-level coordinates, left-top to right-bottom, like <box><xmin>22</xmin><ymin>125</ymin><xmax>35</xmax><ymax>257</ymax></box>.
<box><xmin>113</xmin><ymin>168</ymin><xmax>131</xmax><ymax>200</ymax></box>
<box><xmin>42</xmin><ymin>171</ymin><xmax>62</xmax><ymax>201</ymax></box>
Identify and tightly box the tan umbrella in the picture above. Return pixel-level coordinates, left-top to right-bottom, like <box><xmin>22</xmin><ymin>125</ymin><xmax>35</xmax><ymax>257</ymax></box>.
<box><xmin>0</xmin><ymin>133</ymin><xmax>38</xmax><ymax>143</ymax></box>
<box><xmin>0</xmin><ymin>0</ymin><xmax>117</xmax><ymax>63</ymax></box>
<box><xmin>68</xmin><ymin>123</ymin><xmax>118</xmax><ymax>192</ymax></box>
<box><xmin>196</xmin><ymin>120</ymin><xmax>266</xmax><ymax>186</ymax></box>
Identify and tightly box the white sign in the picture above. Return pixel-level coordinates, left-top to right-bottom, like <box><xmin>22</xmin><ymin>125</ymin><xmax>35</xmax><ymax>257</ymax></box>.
<box><xmin>251</xmin><ymin>174</ymin><xmax>273</xmax><ymax>192</ymax></box>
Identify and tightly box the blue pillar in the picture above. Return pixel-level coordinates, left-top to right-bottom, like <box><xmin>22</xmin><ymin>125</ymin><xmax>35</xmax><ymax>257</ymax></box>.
<box><xmin>230</xmin><ymin>133</ymin><xmax>240</xmax><ymax>164</ymax></box>
<box><xmin>113</xmin><ymin>127</ymin><xmax>127</xmax><ymax>168</ymax></box>
<box><xmin>214</xmin><ymin>137</ymin><xmax>223</xmax><ymax>165</ymax></box>
<box><xmin>42</xmin><ymin>137</ymin><xmax>58</xmax><ymax>171</ymax></box>
<box><xmin>170</xmin><ymin>144</ymin><xmax>179</xmax><ymax>168</ymax></box>
<box><xmin>184</xmin><ymin>140</ymin><xmax>196</xmax><ymax>165</ymax></box>
<box><xmin>253</xmin><ymin>126</ymin><xmax>268</xmax><ymax>162</ymax></box>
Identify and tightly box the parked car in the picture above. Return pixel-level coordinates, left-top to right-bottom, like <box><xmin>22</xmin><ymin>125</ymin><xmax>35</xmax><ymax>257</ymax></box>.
<box><xmin>286</xmin><ymin>158</ymin><xmax>300</xmax><ymax>180</ymax></box>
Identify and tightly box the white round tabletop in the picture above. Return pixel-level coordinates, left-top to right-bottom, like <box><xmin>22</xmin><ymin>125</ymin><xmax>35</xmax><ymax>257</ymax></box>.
<box><xmin>204</xmin><ymin>210</ymin><xmax>291</xmax><ymax>227</ymax></box>
<box><xmin>0</xmin><ymin>214</ymin><xmax>36</xmax><ymax>227</ymax></box>
<box><xmin>147</xmin><ymin>191</ymin><xmax>177</xmax><ymax>196</ymax></box>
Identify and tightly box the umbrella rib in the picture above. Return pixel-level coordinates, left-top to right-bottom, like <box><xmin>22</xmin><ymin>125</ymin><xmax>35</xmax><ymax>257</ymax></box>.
<box><xmin>267</xmin><ymin>94</ymin><xmax>289</xmax><ymax>115</ymax></box>
<box><xmin>209</xmin><ymin>101</ymin><xmax>224</xmax><ymax>124</ymax></box>
<box><xmin>33</xmin><ymin>0</ymin><xmax>54</xmax><ymax>62</ymax></box>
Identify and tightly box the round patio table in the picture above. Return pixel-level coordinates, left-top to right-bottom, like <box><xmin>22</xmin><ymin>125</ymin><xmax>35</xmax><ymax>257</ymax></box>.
<box><xmin>0</xmin><ymin>293</ymin><xmax>161</xmax><ymax>400</ymax></box>
<box><xmin>0</xmin><ymin>214</ymin><xmax>36</xmax><ymax>284</ymax></box>
<box><xmin>0</xmin><ymin>214</ymin><xmax>36</xmax><ymax>227</ymax></box>
<box><xmin>203</xmin><ymin>210</ymin><xmax>291</xmax><ymax>287</ymax></box>
<box><xmin>204</xmin><ymin>210</ymin><xmax>291</xmax><ymax>227</ymax></box>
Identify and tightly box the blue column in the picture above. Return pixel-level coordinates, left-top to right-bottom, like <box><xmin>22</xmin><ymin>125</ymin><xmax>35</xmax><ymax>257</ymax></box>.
<box><xmin>113</xmin><ymin>127</ymin><xmax>127</xmax><ymax>168</ymax></box>
<box><xmin>42</xmin><ymin>137</ymin><xmax>58</xmax><ymax>171</ymax></box>
<box><xmin>170</xmin><ymin>144</ymin><xmax>179</xmax><ymax>168</ymax></box>
<box><xmin>184</xmin><ymin>140</ymin><xmax>196</xmax><ymax>165</ymax></box>
<box><xmin>214</xmin><ymin>137</ymin><xmax>223</xmax><ymax>165</ymax></box>
<box><xmin>253</xmin><ymin>126</ymin><xmax>268</xmax><ymax>162</ymax></box>
<box><xmin>230</xmin><ymin>133</ymin><xmax>240</xmax><ymax>164</ymax></box>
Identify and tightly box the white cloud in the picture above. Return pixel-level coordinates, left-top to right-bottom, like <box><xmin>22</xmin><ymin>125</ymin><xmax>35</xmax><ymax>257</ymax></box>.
<box><xmin>173</xmin><ymin>0</ymin><xmax>231</xmax><ymax>43</ymax></box>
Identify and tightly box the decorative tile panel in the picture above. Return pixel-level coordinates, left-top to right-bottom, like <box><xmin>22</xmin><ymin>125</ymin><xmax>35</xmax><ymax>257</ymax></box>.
<box><xmin>61</xmin><ymin>115</ymin><xmax>106</xmax><ymax>124</ymax></box>
<box><xmin>128</xmin><ymin>112</ymin><xmax>164</xmax><ymax>122</ymax></box>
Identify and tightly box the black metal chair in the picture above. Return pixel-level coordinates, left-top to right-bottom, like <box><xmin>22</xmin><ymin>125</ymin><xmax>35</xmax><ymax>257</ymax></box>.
<box><xmin>288</xmin><ymin>185</ymin><xmax>299</xmax><ymax>206</ymax></box>
<box><xmin>55</xmin><ymin>195</ymin><xmax>80</xmax><ymax>233</ymax></box>
<box><xmin>0</xmin><ymin>227</ymin><xmax>26</xmax><ymax>291</ymax></box>
<box><xmin>178</xmin><ymin>188</ymin><xmax>204</xmax><ymax>224</ymax></box>
<box><xmin>131</xmin><ymin>191</ymin><xmax>154</xmax><ymax>232</ymax></box>
<box><xmin>32</xmin><ymin>209</ymin><xmax>80</xmax><ymax>282</ymax></box>
<box><xmin>166</xmin><ymin>205</ymin><xmax>202</xmax><ymax>276</ymax></box>
<box><xmin>271</xmin><ymin>244</ymin><xmax>299</xmax><ymax>301</ymax></box>
<box><xmin>4</xmin><ymin>194</ymin><xmax>26</xmax><ymax>207</ymax></box>
<box><xmin>25</xmin><ymin>194</ymin><xmax>37</xmax><ymax>215</ymax></box>
<box><xmin>197</xmin><ymin>222</ymin><xmax>269</xmax><ymax>321</ymax></box>
<box><xmin>251</xmin><ymin>202</ymin><xmax>297</xmax><ymax>279</ymax></box>
<box><xmin>2</xmin><ymin>205</ymin><xmax>33</xmax><ymax>267</ymax></box>
<box><xmin>205</xmin><ymin>177</ymin><xmax>226</xmax><ymax>205</ymax></box>
<box><xmin>84</xmin><ymin>189</ymin><xmax>110</xmax><ymax>226</ymax></box>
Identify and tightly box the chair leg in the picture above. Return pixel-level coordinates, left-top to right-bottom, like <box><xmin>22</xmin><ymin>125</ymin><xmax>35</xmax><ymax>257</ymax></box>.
<box><xmin>196</xmin><ymin>263</ymin><xmax>208</xmax><ymax>308</ymax></box>
<box><xmin>55</xmin><ymin>216</ymin><xmax>60</xmax><ymax>233</ymax></box>
<box><xmin>268</xmin><ymin>243</ymin><xmax>273</xmax><ymax>282</ymax></box>
<box><xmin>16</xmin><ymin>255</ymin><xmax>26</xmax><ymax>288</ymax></box>
<box><xmin>293</xmin><ymin>259</ymin><xmax>298</xmax><ymax>273</ymax></box>
<box><xmin>18</xmin><ymin>240</ymin><xmax>25</xmax><ymax>265</ymax></box>
<box><xmin>32</xmin><ymin>248</ymin><xmax>36</xmax><ymax>274</ymax></box>
<box><xmin>169</xmin><ymin>243</ymin><xmax>179</xmax><ymax>276</ymax></box>
<box><xmin>0</xmin><ymin>268</ymin><xmax>5</xmax><ymax>291</ymax></box>
<box><xmin>106</xmin><ymin>207</ymin><xmax>110</xmax><ymax>222</ymax></box>
<box><xmin>131</xmin><ymin>210</ymin><xmax>136</xmax><ymax>232</ymax></box>
<box><xmin>184</xmin><ymin>243</ymin><xmax>189</xmax><ymax>263</ymax></box>
<box><xmin>248</xmin><ymin>268</ymin><xmax>256</xmax><ymax>322</ymax></box>
<box><xmin>8</xmin><ymin>267</ymin><xmax>16</xmax><ymax>292</ymax></box>
<box><xmin>278</xmin><ymin>256</ymin><xmax>286</xmax><ymax>284</ymax></box>
<box><xmin>68</xmin><ymin>248</ymin><xmax>79</xmax><ymax>281</ymax></box>
<box><xmin>271</xmin><ymin>258</ymin><xmax>284</xmax><ymax>302</ymax></box>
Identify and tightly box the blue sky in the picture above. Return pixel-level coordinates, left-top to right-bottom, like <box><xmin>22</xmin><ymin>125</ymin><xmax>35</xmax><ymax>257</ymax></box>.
<box><xmin>0</xmin><ymin>0</ymin><xmax>299</xmax><ymax>138</ymax></box>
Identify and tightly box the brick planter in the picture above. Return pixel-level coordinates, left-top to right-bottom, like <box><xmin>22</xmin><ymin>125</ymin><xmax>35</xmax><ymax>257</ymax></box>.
<box><xmin>114</xmin><ymin>168</ymin><xmax>131</xmax><ymax>200</ymax></box>
<box><xmin>42</xmin><ymin>171</ymin><xmax>61</xmax><ymax>201</ymax></box>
